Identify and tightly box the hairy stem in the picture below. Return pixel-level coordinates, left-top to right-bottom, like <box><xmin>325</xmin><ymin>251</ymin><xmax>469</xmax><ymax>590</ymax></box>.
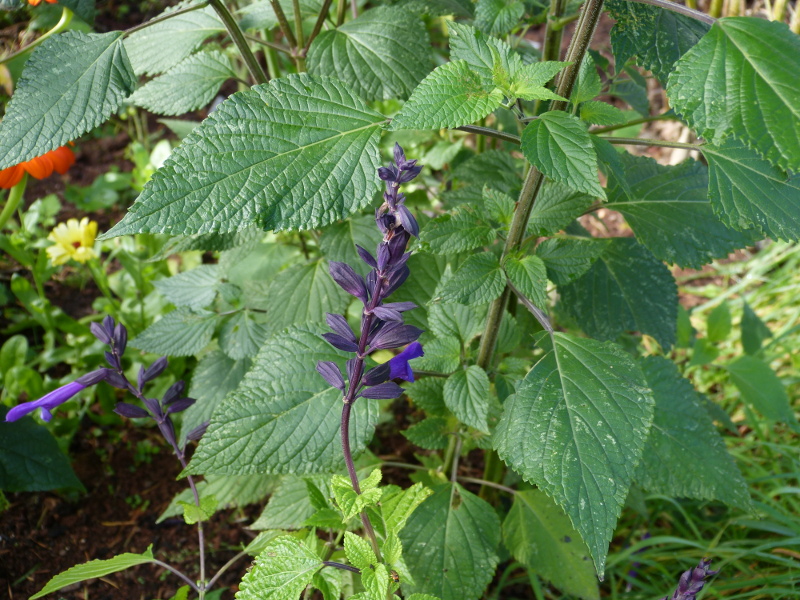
<box><xmin>456</xmin><ymin>125</ymin><xmax>521</xmax><ymax>145</ymax></box>
<box><xmin>590</xmin><ymin>112</ymin><xmax>675</xmax><ymax>134</ymax></box>
<box><xmin>292</xmin><ymin>0</ymin><xmax>306</xmax><ymax>70</ymax></box>
<box><xmin>245</xmin><ymin>33</ymin><xmax>293</xmax><ymax>55</ymax></box>
<box><xmin>208</xmin><ymin>0</ymin><xmax>268</xmax><ymax>84</ymax></box>
<box><xmin>602</xmin><ymin>136</ymin><xmax>702</xmax><ymax>150</ymax></box>
<box><xmin>269</xmin><ymin>0</ymin><xmax>299</xmax><ymax>49</ymax></box>
<box><xmin>624</xmin><ymin>0</ymin><xmax>716</xmax><ymax>23</ymax></box>
<box><xmin>304</xmin><ymin>0</ymin><xmax>335</xmax><ymax>55</ymax></box>
<box><xmin>543</xmin><ymin>0</ymin><xmax>567</xmax><ymax>62</ymax></box>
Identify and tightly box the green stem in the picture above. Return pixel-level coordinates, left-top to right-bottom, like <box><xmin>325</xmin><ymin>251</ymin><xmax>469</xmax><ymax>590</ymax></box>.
<box><xmin>1</xmin><ymin>7</ymin><xmax>73</xmax><ymax>64</ymax></box>
<box><xmin>292</xmin><ymin>0</ymin><xmax>306</xmax><ymax>70</ymax></box>
<box><xmin>625</xmin><ymin>0</ymin><xmax>716</xmax><ymax>23</ymax></box>
<box><xmin>792</xmin><ymin>5</ymin><xmax>800</xmax><ymax>34</ymax></box>
<box><xmin>87</xmin><ymin>259</ymin><xmax>123</xmax><ymax>319</ymax></box>
<box><xmin>336</xmin><ymin>0</ymin><xmax>347</xmax><ymax>26</ymax></box>
<box><xmin>771</xmin><ymin>0</ymin><xmax>786</xmax><ymax>20</ymax></box>
<box><xmin>245</xmin><ymin>33</ymin><xmax>292</xmax><ymax>55</ymax></box>
<box><xmin>269</xmin><ymin>0</ymin><xmax>299</xmax><ymax>48</ymax></box>
<box><xmin>123</xmin><ymin>2</ymin><xmax>207</xmax><ymax>36</ymax></box>
<box><xmin>209</xmin><ymin>0</ymin><xmax>268</xmax><ymax>84</ymax></box>
<box><xmin>708</xmin><ymin>0</ymin><xmax>723</xmax><ymax>19</ymax></box>
<box><xmin>0</xmin><ymin>173</ymin><xmax>27</xmax><ymax>231</ymax></box>
<box><xmin>590</xmin><ymin>112</ymin><xmax>675</xmax><ymax>133</ymax></box>
<box><xmin>456</xmin><ymin>125</ymin><xmax>521</xmax><ymax>145</ymax></box>
<box><xmin>601</xmin><ymin>136</ymin><xmax>702</xmax><ymax>150</ymax></box>
<box><xmin>303</xmin><ymin>0</ymin><xmax>335</xmax><ymax>55</ymax></box>
<box><xmin>262</xmin><ymin>30</ymin><xmax>281</xmax><ymax>79</ymax></box>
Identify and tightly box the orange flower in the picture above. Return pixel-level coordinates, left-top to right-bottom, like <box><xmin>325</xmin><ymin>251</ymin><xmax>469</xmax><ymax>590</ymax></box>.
<box><xmin>0</xmin><ymin>145</ymin><xmax>75</xmax><ymax>189</ymax></box>
<box><xmin>27</xmin><ymin>0</ymin><xmax>59</xmax><ymax>5</ymax></box>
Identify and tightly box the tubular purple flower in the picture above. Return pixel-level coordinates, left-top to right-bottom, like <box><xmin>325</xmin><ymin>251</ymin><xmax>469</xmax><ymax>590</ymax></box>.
<box><xmin>371</xmin><ymin>323</ymin><xmax>423</xmax><ymax>350</ymax></box>
<box><xmin>317</xmin><ymin>360</ymin><xmax>345</xmax><ymax>391</ymax></box>
<box><xmin>360</xmin><ymin>381</ymin><xmax>405</xmax><ymax>400</ymax></box>
<box><xmin>326</xmin><ymin>313</ymin><xmax>357</xmax><ymax>343</ymax></box>
<box><xmin>388</xmin><ymin>342</ymin><xmax>424</xmax><ymax>382</ymax></box>
<box><xmin>329</xmin><ymin>261</ymin><xmax>369</xmax><ymax>304</ymax></box>
<box><xmin>661</xmin><ymin>559</ymin><xmax>718</xmax><ymax>600</ymax></box>
<box><xmin>6</xmin><ymin>381</ymin><xmax>87</xmax><ymax>422</ymax></box>
<box><xmin>356</xmin><ymin>245</ymin><xmax>377</xmax><ymax>268</ymax></box>
<box><xmin>322</xmin><ymin>333</ymin><xmax>359</xmax><ymax>353</ymax></box>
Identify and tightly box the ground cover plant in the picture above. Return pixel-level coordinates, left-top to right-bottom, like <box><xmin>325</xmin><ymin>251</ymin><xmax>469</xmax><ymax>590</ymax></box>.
<box><xmin>1</xmin><ymin>0</ymin><xmax>799</xmax><ymax>597</ymax></box>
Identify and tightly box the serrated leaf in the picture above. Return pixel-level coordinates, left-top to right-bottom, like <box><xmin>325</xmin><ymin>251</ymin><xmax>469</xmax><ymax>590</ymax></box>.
<box><xmin>124</xmin><ymin>2</ymin><xmax>224</xmax><ymax>76</ymax></box>
<box><xmin>451</xmin><ymin>150</ymin><xmax>522</xmax><ymax>195</ymax></box>
<box><xmin>521</xmin><ymin>111</ymin><xmax>605</xmax><ymax>199</ymax></box>
<box><xmin>504</xmin><ymin>255</ymin><xmax>547</xmax><ymax>309</ymax></box>
<box><xmin>400</xmin><ymin>483</ymin><xmax>500</xmax><ymax>600</ymax></box>
<box><xmin>381</xmin><ymin>483</ymin><xmax>434</xmax><ymax>533</ymax></box>
<box><xmin>667</xmin><ymin>18</ymin><xmax>800</xmax><ymax>171</ymax></box>
<box><xmin>187</xmin><ymin>327</ymin><xmax>379</xmax><ymax>475</ymax></box>
<box><xmin>636</xmin><ymin>356</ymin><xmax>752</xmax><ymax>510</ymax></box>
<box><xmin>403</xmin><ymin>417</ymin><xmax>450</xmax><ymax>450</ymax></box>
<box><xmin>591</xmin><ymin>135</ymin><xmax>635</xmax><ymax>202</ymax></box>
<box><xmin>427</xmin><ymin>267</ymin><xmax>488</xmax><ymax>345</ymax></box>
<box><xmin>105</xmin><ymin>75</ymin><xmax>386</xmax><ymax>237</ymax></box>
<box><xmin>508</xmin><ymin>61</ymin><xmax>568</xmax><ymax>102</ymax></box>
<box><xmin>390</xmin><ymin>60</ymin><xmax>503</xmax><ymax>131</ymax></box>
<box><xmin>332</xmin><ymin>474</ymin><xmax>383</xmax><ymax>521</ymax></box>
<box><xmin>579</xmin><ymin>101</ymin><xmax>627</xmax><ymax>126</ymax></box>
<box><xmin>443</xmin><ymin>366</ymin><xmax>491</xmax><ymax>433</ymax></box>
<box><xmin>741</xmin><ymin>301</ymin><xmax>771</xmax><ymax>355</ymax></box>
<box><xmin>482</xmin><ymin>187</ymin><xmax>515</xmax><ymax>226</ymax></box>
<box><xmin>154</xmin><ymin>265</ymin><xmax>221</xmax><ymax>309</ymax></box>
<box><xmin>345</xmin><ymin>532</ymin><xmax>377</xmax><ymax>570</ymax></box>
<box><xmin>726</xmin><ymin>356</ymin><xmax>799</xmax><ymax>429</ymax></box>
<box><xmin>159</xmin><ymin>474</ymin><xmax>276</xmax><ymax>522</ymax></box>
<box><xmin>308</xmin><ymin>6</ymin><xmax>431</xmax><ymax>101</ymax></box>
<box><xmin>320</xmin><ymin>215</ymin><xmax>383</xmax><ymax>275</ymax></box>
<box><xmin>606</xmin><ymin>153</ymin><xmax>759</xmax><ymax>268</ymax></box>
<box><xmin>559</xmin><ymin>238</ymin><xmax>677</xmax><ymax>348</ymax></box>
<box><xmin>528</xmin><ymin>181</ymin><xmax>595</xmax><ymax>236</ymax></box>
<box><xmin>495</xmin><ymin>333</ymin><xmax>654</xmax><ymax>573</ymax></box>
<box><xmin>535</xmin><ymin>237</ymin><xmax>608</xmax><ymax>285</ymax></box>
<box><xmin>405</xmin><ymin>377</ymin><xmax>449</xmax><ymax>415</ymax></box>
<box><xmin>30</xmin><ymin>547</ymin><xmax>155</xmax><ymax>599</ymax></box>
<box><xmin>702</xmin><ymin>138</ymin><xmax>800</xmax><ymax>241</ymax></box>
<box><xmin>475</xmin><ymin>0</ymin><xmax>524</xmax><ymax>36</ymax></box>
<box><xmin>503</xmin><ymin>490</ymin><xmax>599</xmax><ymax>600</ymax></box>
<box><xmin>251</xmin><ymin>475</ymin><xmax>329</xmax><ymax>530</ymax></box>
<box><xmin>180</xmin><ymin>350</ymin><xmax>251</xmax><ymax>443</ymax></box>
<box><xmin>237</xmin><ymin>536</ymin><xmax>323</xmax><ymax>600</ymax></box>
<box><xmin>129</xmin><ymin>50</ymin><xmax>234</xmax><ymax>116</ymax></box>
<box><xmin>421</xmin><ymin>208</ymin><xmax>495</xmax><ymax>255</ymax></box>
<box><xmin>447</xmin><ymin>21</ymin><xmax>518</xmax><ymax>86</ymax></box>
<box><xmin>570</xmin><ymin>55</ymin><xmax>602</xmax><ymax>106</ymax></box>
<box><xmin>219</xmin><ymin>311</ymin><xmax>269</xmax><ymax>360</ymax></box>
<box><xmin>0</xmin><ymin>31</ymin><xmax>135</xmax><ymax>169</ymax></box>
<box><xmin>313</xmin><ymin>568</ymin><xmax>342</xmax><ymax>600</ymax></box>
<box><xmin>606</xmin><ymin>0</ymin><xmax>709</xmax><ymax>83</ymax></box>
<box><xmin>411</xmin><ymin>337</ymin><xmax>461</xmax><ymax>374</ymax></box>
<box><xmin>436</xmin><ymin>252</ymin><xmax>504</xmax><ymax>305</ymax></box>
<box><xmin>178</xmin><ymin>494</ymin><xmax>218</xmax><ymax>524</ymax></box>
<box><xmin>130</xmin><ymin>308</ymin><xmax>216</xmax><ymax>356</ymax></box>
<box><xmin>262</xmin><ymin>261</ymin><xmax>350</xmax><ymax>331</ymax></box>
<box><xmin>362</xmin><ymin>563</ymin><xmax>389</xmax><ymax>599</ymax></box>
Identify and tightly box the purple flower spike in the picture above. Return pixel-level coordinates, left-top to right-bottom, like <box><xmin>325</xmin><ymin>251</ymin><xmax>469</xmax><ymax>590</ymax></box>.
<box><xmin>166</xmin><ymin>397</ymin><xmax>196</xmax><ymax>414</ymax></box>
<box><xmin>363</xmin><ymin>363</ymin><xmax>391</xmax><ymax>386</ymax></box>
<box><xmin>322</xmin><ymin>333</ymin><xmax>359</xmax><ymax>353</ymax></box>
<box><xmin>114</xmin><ymin>402</ymin><xmax>150</xmax><ymax>419</ymax></box>
<box><xmin>356</xmin><ymin>245</ymin><xmax>377</xmax><ymax>268</ymax></box>
<box><xmin>317</xmin><ymin>360</ymin><xmax>345</xmax><ymax>392</ymax></box>
<box><xmin>397</xmin><ymin>205</ymin><xmax>419</xmax><ymax>237</ymax></box>
<box><xmin>329</xmin><ymin>261</ymin><xmax>369</xmax><ymax>304</ymax></box>
<box><xmin>371</xmin><ymin>323</ymin><xmax>423</xmax><ymax>350</ymax></box>
<box><xmin>90</xmin><ymin>321</ymin><xmax>112</xmax><ymax>344</ymax></box>
<box><xmin>361</xmin><ymin>381</ymin><xmax>405</xmax><ymax>400</ymax></box>
<box><xmin>6</xmin><ymin>381</ymin><xmax>86</xmax><ymax>422</ymax></box>
<box><xmin>326</xmin><ymin>313</ymin><xmax>356</xmax><ymax>343</ymax></box>
<box><xmin>372</xmin><ymin>306</ymin><xmax>403</xmax><ymax>322</ymax></box>
<box><xmin>661</xmin><ymin>559</ymin><xmax>719</xmax><ymax>600</ymax></box>
<box><xmin>388</xmin><ymin>342</ymin><xmax>424</xmax><ymax>382</ymax></box>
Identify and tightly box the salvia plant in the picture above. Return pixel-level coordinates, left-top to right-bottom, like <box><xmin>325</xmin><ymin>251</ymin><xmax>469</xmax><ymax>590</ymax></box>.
<box><xmin>2</xmin><ymin>0</ymin><xmax>799</xmax><ymax>595</ymax></box>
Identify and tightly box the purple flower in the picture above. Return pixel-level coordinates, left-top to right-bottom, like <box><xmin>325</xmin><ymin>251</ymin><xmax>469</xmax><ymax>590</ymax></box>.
<box><xmin>661</xmin><ymin>559</ymin><xmax>718</xmax><ymax>600</ymax></box>
<box><xmin>6</xmin><ymin>381</ymin><xmax>86</xmax><ymax>422</ymax></box>
<box><xmin>388</xmin><ymin>342</ymin><xmax>424</xmax><ymax>382</ymax></box>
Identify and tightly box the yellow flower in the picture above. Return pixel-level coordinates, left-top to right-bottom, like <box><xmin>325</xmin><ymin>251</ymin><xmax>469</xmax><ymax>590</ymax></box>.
<box><xmin>47</xmin><ymin>218</ymin><xmax>98</xmax><ymax>265</ymax></box>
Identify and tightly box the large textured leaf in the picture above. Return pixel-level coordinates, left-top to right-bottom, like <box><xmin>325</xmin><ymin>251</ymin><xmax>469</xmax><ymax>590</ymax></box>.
<box><xmin>436</xmin><ymin>252</ymin><xmax>504</xmax><ymax>305</ymax></box>
<box><xmin>421</xmin><ymin>207</ymin><xmax>495</xmax><ymax>255</ymax></box>
<box><xmin>528</xmin><ymin>181</ymin><xmax>595</xmax><ymax>236</ymax></box>
<box><xmin>153</xmin><ymin>264</ymin><xmax>221</xmax><ymax>309</ymax></box>
<box><xmin>447</xmin><ymin>21</ymin><xmax>518</xmax><ymax>85</ymax></box>
<box><xmin>635</xmin><ymin>357</ymin><xmax>752</xmax><ymax>510</ymax></box>
<box><xmin>57</xmin><ymin>0</ymin><xmax>96</xmax><ymax>23</ymax></box>
<box><xmin>474</xmin><ymin>0</ymin><xmax>524</xmax><ymax>36</ymax></box>
<box><xmin>237</xmin><ymin>536</ymin><xmax>323</xmax><ymax>600</ymax></box>
<box><xmin>129</xmin><ymin>51</ymin><xmax>235</xmax><ymax>116</ymax></box>
<box><xmin>0</xmin><ymin>32</ymin><xmax>135</xmax><ymax>169</ymax></box>
<box><xmin>503</xmin><ymin>490</ymin><xmax>599</xmax><ymax>600</ymax></box>
<box><xmin>219</xmin><ymin>311</ymin><xmax>269</xmax><ymax>360</ymax></box>
<box><xmin>535</xmin><ymin>237</ymin><xmax>608</xmax><ymax>285</ymax></box>
<box><xmin>559</xmin><ymin>238</ymin><xmax>677</xmax><ymax>348</ymax></box>
<box><xmin>443</xmin><ymin>366</ymin><xmax>491</xmax><ymax>432</ymax></box>
<box><xmin>250</xmin><ymin>475</ymin><xmax>330</xmax><ymax>530</ymax></box>
<box><xmin>104</xmin><ymin>75</ymin><xmax>386</xmax><ymax>237</ymax></box>
<box><xmin>606</xmin><ymin>0</ymin><xmax>709</xmax><ymax>83</ymax></box>
<box><xmin>606</xmin><ymin>154</ymin><xmax>758</xmax><ymax>268</ymax></box>
<box><xmin>667</xmin><ymin>18</ymin><xmax>800</xmax><ymax>172</ymax></box>
<box><xmin>400</xmin><ymin>484</ymin><xmax>500</xmax><ymax>600</ymax></box>
<box><xmin>130</xmin><ymin>308</ymin><xmax>217</xmax><ymax>356</ymax></box>
<box><xmin>390</xmin><ymin>60</ymin><xmax>503</xmax><ymax>131</ymax></box>
<box><xmin>30</xmin><ymin>547</ymin><xmax>155</xmax><ymax>599</ymax></box>
<box><xmin>520</xmin><ymin>111</ymin><xmax>605</xmax><ymax>198</ymax></box>
<box><xmin>703</xmin><ymin>138</ymin><xmax>800</xmax><ymax>241</ymax></box>
<box><xmin>503</xmin><ymin>254</ymin><xmax>547</xmax><ymax>309</ymax></box>
<box><xmin>307</xmin><ymin>6</ymin><xmax>430</xmax><ymax>101</ymax></box>
<box><xmin>124</xmin><ymin>2</ymin><xmax>224</xmax><ymax>76</ymax></box>
<box><xmin>495</xmin><ymin>333</ymin><xmax>654</xmax><ymax>573</ymax></box>
<box><xmin>187</xmin><ymin>327</ymin><xmax>379</xmax><ymax>475</ymax></box>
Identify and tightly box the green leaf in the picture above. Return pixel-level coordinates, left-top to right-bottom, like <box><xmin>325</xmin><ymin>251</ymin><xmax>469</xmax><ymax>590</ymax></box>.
<box><xmin>494</xmin><ymin>333</ymin><xmax>654</xmax><ymax>573</ymax></box>
<box><xmin>261</xmin><ymin>261</ymin><xmax>350</xmax><ymax>331</ymax></box>
<box><xmin>435</xmin><ymin>252</ymin><xmax>504</xmax><ymax>305</ymax></box>
<box><xmin>0</xmin><ymin>408</ymin><xmax>83</xmax><ymax>492</ymax></box>
<box><xmin>187</xmin><ymin>326</ymin><xmax>379</xmax><ymax>475</ymax></box>
<box><xmin>444</xmin><ymin>366</ymin><xmax>491</xmax><ymax>433</ymax></box>
<box><xmin>606</xmin><ymin>0</ymin><xmax>709</xmax><ymax>83</ymax></box>
<box><xmin>400</xmin><ymin>483</ymin><xmax>500</xmax><ymax>600</ymax></box>
<box><xmin>405</xmin><ymin>377</ymin><xmax>449</xmax><ymax>416</ymax></box>
<box><xmin>570</xmin><ymin>55</ymin><xmax>602</xmax><ymax>105</ymax></box>
<box><xmin>447</xmin><ymin>21</ymin><xmax>518</xmax><ymax>86</ymax></box>
<box><xmin>591</xmin><ymin>136</ymin><xmax>635</xmax><ymax>202</ymax></box>
<box><xmin>503</xmin><ymin>490</ymin><xmax>599</xmax><ymax>600</ymax></box>
<box><xmin>331</xmin><ymin>472</ymin><xmax>383</xmax><ymax>521</ymax></box>
<box><xmin>319</xmin><ymin>215</ymin><xmax>383</xmax><ymax>275</ymax></box>
<box><xmin>104</xmin><ymin>75</ymin><xmax>386</xmax><ymax>237</ymax></box>
<box><xmin>741</xmin><ymin>301</ymin><xmax>771</xmax><ymax>355</ymax></box>
<box><xmin>411</xmin><ymin>337</ymin><xmax>461</xmax><ymax>374</ymax></box>
<box><xmin>579</xmin><ymin>101</ymin><xmax>627</xmax><ymax>126</ymax></box>
<box><xmin>559</xmin><ymin>238</ymin><xmax>678</xmax><ymax>348</ymax></box>
<box><xmin>178</xmin><ymin>494</ymin><xmax>218</xmax><ymax>524</ymax></box>
<box><xmin>251</xmin><ymin>475</ymin><xmax>329</xmax><ymax>530</ymax></box>
<box><xmin>608</xmin><ymin>76</ymin><xmax>649</xmax><ymax>116</ymax></box>
<box><xmin>404</xmin><ymin>417</ymin><xmax>450</xmax><ymax>449</ymax></box>
<box><xmin>475</xmin><ymin>0</ymin><xmax>524</xmax><ymax>36</ymax></box>
<box><xmin>702</xmin><ymin>138</ymin><xmax>800</xmax><ymax>241</ymax></box>
<box><xmin>505</xmin><ymin>61</ymin><xmax>568</xmax><ymax>102</ymax></box>
<box><xmin>535</xmin><ymin>237</ymin><xmax>608</xmax><ymax>285</ymax></box>
<box><xmin>606</xmin><ymin>153</ymin><xmax>758</xmax><ymax>268</ymax></box>
<box><xmin>667</xmin><ymin>18</ymin><xmax>800</xmax><ymax>172</ymax></box>
<box><xmin>180</xmin><ymin>350</ymin><xmax>251</xmax><ymax>443</ymax></box>
<box><xmin>57</xmin><ymin>0</ymin><xmax>96</xmax><ymax>23</ymax></box>
<box><xmin>726</xmin><ymin>356</ymin><xmax>798</xmax><ymax>429</ymax></box>
<box><xmin>520</xmin><ymin>111</ymin><xmax>605</xmax><ymax>199</ymax></box>
<box><xmin>130</xmin><ymin>308</ymin><xmax>217</xmax><ymax>356</ymax></box>
<box><xmin>129</xmin><ymin>50</ymin><xmax>235</xmax><ymax>116</ymax></box>
<box><xmin>390</xmin><ymin>60</ymin><xmax>503</xmax><ymax>131</ymax></box>
<box><xmin>0</xmin><ymin>31</ymin><xmax>135</xmax><ymax>169</ymax></box>
<box><xmin>237</xmin><ymin>536</ymin><xmax>323</xmax><ymax>600</ymax></box>
<box><xmin>504</xmin><ymin>255</ymin><xmax>547</xmax><ymax>309</ymax></box>
<box><xmin>153</xmin><ymin>265</ymin><xmax>221</xmax><ymax>309</ymax></box>
<box><xmin>307</xmin><ymin>6</ymin><xmax>431</xmax><ymax>101</ymax></box>
<box><xmin>635</xmin><ymin>356</ymin><xmax>752</xmax><ymax>510</ymax></box>
<box><xmin>30</xmin><ymin>547</ymin><xmax>155</xmax><ymax>599</ymax></box>
<box><xmin>219</xmin><ymin>311</ymin><xmax>269</xmax><ymax>360</ymax></box>
<box><xmin>482</xmin><ymin>187</ymin><xmax>515</xmax><ymax>226</ymax></box>
<box><xmin>690</xmin><ymin>337</ymin><xmax>719</xmax><ymax>367</ymax></box>
<box><xmin>427</xmin><ymin>267</ymin><xmax>488</xmax><ymax>345</ymax></box>
<box><xmin>362</xmin><ymin>563</ymin><xmax>389</xmax><ymax>600</ymax></box>
<box><xmin>421</xmin><ymin>208</ymin><xmax>495</xmax><ymax>255</ymax></box>
<box><xmin>528</xmin><ymin>181</ymin><xmax>595</xmax><ymax>236</ymax></box>
<box><xmin>707</xmin><ymin>302</ymin><xmax>732</xmax><ymax>343</ymax></box>
<box><xmin>451</xmin><ymin>150</ymin><xmax>522</xmax><ymax>196</ymax></box>
<box><xmin>238</xmin><ymin>0</ymin><xmax>323</xmax><ymax>31</ymax></box>
<box><xmin>123</xmin><ymin>2</ymin><xmax>224</xmax><ymax>76</ymax></box>
<box><xmin>345</xmin><ymin>531</ymin><xmax>378</xmax><ymax>570</ymax></box>
<box><xmin>381</xmin><ymin>482</ymin><xmax>434</xmax><ymax>533</ymax></box>
<box><xmin>158</xmin><ymin>474</ymin><xmax>276</xmax><ymax>522</ymax></box>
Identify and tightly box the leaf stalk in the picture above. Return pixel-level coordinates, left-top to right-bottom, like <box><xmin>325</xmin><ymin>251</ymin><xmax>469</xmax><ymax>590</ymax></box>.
<box><xmin>208</xmin><ymin>0</ymin><xmax>269</xmax><ymax>84</ymax></box>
